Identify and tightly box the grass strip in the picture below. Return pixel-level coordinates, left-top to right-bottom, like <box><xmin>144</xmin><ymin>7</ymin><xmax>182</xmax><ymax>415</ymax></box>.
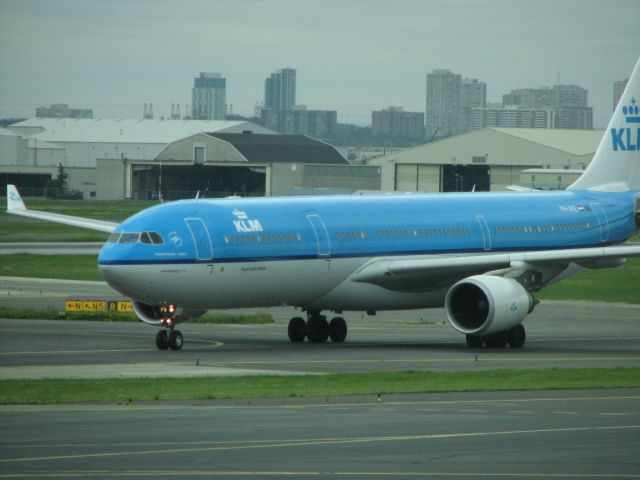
<box><xmin>1</xmin><ymin>368</ymin><xmax>638</xmax><ymax>404</ymax></box>
<box><xmin>537</xmin><ymin>256</ymin><xmax>640</xmax><ymax>304</ymax></box>
<box><xmin>0</xmin><ymin>254</ymin><xmax>101</xmax><ymax>281</ymax></box>
<box><xmin>0</xmin><ymin>307</ymin><xmax>273</xmax><ymax>324</ymax></box>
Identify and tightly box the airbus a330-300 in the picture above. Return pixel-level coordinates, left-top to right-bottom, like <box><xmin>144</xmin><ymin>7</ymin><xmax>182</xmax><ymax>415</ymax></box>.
<box><xmin>7</xmin><ymin>58</ymin><xmax>640</xmax><ymax>351</ymax></box>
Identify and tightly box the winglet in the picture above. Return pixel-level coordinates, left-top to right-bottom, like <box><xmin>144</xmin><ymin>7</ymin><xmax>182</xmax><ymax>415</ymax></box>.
<box><xmin>7</xmin><ymin>185</ymin><xmax>26</xmax><ymax>212</ymax></box>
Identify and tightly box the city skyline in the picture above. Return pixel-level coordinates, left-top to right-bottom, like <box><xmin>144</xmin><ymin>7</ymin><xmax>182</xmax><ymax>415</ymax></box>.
<box><xmin>0</xmin><ymin>0</ymin><xmax>638</xmax><ymax>128</ymax></box>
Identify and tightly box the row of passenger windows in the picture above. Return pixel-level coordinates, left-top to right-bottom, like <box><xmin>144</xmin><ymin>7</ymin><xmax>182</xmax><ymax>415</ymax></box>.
<box><xmin>376</xmin><ymin>227</ymin><xmax>470</xmax><ymax>238</ymax></box>
<box><xmin>495</xmin><ymin>222</ymin><xmax>591</xmax><ymax>235</ymax></box>
<box><xmin>224</xmin><ymin>233</ymin><xmax>303</xmax><ymax>244</ymax></box>
<box><xmin>336</xmin><ymin>231</ymin><xmax>370</xmax><ymax>239</ymax></box>
<box><xmin>107</xmin><ymin>231</ymin><xmax>165</xmax><ymax>245</ymax></box>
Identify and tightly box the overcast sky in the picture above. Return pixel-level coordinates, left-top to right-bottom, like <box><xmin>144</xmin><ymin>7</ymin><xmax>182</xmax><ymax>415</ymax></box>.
<box><xmin>0</xmin><ymin>0</ymin><xmax>638</xmax><ymax>128</ymax></box>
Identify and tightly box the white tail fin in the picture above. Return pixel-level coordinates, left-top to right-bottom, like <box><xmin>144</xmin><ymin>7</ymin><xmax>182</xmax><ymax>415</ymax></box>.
<box><xmin>568</xmin><ymin>57</ymin><xmax>640</xmax><ymax>192</ymax></box>
<box><xmin>6</xmin><ymin>184</ymin><xmax>26</xmax><ymax>211</ymax></box>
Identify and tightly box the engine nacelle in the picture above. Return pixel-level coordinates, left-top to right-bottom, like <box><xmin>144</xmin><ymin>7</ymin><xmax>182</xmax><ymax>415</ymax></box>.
<box><xmin>132</xmin><ymin>302</ymin><xmax>205</xmax><ymax>327</ymax></box>
<box><xmin>445</xmin><ymin>275</ymin><xmax>534</xmax><ymax>336</ymax></box>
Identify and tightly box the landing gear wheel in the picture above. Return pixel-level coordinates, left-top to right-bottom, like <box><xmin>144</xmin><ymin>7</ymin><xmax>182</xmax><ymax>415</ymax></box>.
<box><xmin>288</xmin><ymin>317</ymin><xmax>306</xmax><ymax>343</ymax></box>
<box><xmin>329</xmin><ymin>317</ymin><xmax>347</xmax><ymax>343</ymax></box>
<box><xmin>169</xmin><ymin>330</ymin><xmax>183</xmax><ymax>350</ymax></box>
<box><xmin>507</xmin><ymin>324</ymin><xmax>526</xmax><ymax>349</ymax></box>
<box><xmin>484</xmin><ymin>330</ymin><xmax>508</xmax><ymax>349</ymax></box>
<box><xmin>307</xmin><ymin>315</ymin><xmax>329</xmax><ymax>343</ymax></box>
<box><xmin>156</xmin><ymin>330</ymin><xmax>169</xmax><ymax>350</ymax></box>
<box><xmin>465</xmin><ymin>334</ymin><xmax>484</xmax><ymax>348</ymax></box>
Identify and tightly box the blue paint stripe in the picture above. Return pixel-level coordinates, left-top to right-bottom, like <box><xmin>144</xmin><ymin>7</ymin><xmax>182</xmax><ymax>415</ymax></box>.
<box><xmin>97</xmin><ymin>242</ymin><xmax>614</xmax><ymax>266</ymax></box>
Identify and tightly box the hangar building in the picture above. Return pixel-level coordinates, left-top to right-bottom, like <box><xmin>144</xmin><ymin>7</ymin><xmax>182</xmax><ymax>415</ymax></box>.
<box><xmin>122</xmin><ymin>132</ymin><xmax>380</xmax><ymax>200</ymax></box>
<box><xmin>1</xmin><ymin>119</ymin><xmax>380</xmax><ymax>199</ymax></box>
<box><xmin>1</xmin><ymin>118</ymin><xmax>276</xmax><ymax>197</ymax></box>
<box><xmin>368</xmin><ymin>127</ymin><xmax>603</xmax><ymax>192</ymax></box>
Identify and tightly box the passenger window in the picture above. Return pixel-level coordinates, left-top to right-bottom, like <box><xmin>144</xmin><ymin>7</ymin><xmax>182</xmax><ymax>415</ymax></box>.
<box><xmin>119</xmin><ymin>233</ymin><xmax>140</xmax><ymax>244</ymax></box>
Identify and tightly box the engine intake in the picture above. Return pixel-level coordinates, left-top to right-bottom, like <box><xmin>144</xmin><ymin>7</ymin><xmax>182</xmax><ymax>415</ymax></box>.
<box><xmin>445</xmin><ymin>275</ymin><xmax>534</xmax><ymax>336</ymax></box>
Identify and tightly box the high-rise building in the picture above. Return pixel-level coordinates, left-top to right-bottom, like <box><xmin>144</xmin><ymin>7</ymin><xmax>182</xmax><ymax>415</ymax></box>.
<box><xmin>426</xmin><ymin>69</ymin><xmax>461</xmax><ymax>140</ymax></box>
<box><xmin>425</xmin><ymin>69</ymin><xmax>485</xmax><ymax>140</ymax></box>
<box><xmin>261</xmin><ymin>107</ymin><xmax>336</xmax><ymax>137</ymax></box>
<box><xmin>264</xmin><ymin>68</ymin><xmax>296</xmax><ymax>112</ymax></box>
<box><xmin>372</xmin><ymin>106</ymin><xmax>425</xmax><ymax>140</ymax></box>
<box><xmin>472</xmin><ymin>106</ymin><xmax>555</xmax><ymax>129</ymax></box>
<box><xmin>191</xmin><ymin>73</ymin><xmax>226</xmax><ymax>120</ymax></box>
<box><xmin>503</xmin><ymin>84</ymin><xmax>592</xmax><ymax>129</ymax></box>
<box><xmin>614</xmin><ymin>79</ymin><xmax>629</xmax><ymax>111</ymax></box>
<box><xmin>460</xmin><ymin>78</ymin><xmax>487</xmax><ymax>132</ymax></box>
<box><xmin>36</xmin><ymin>104</ymin><xmax>92</xmax><ymax>119</ymax></box>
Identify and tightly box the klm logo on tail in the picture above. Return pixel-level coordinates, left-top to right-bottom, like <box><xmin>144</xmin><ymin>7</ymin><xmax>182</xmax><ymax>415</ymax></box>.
<box><xmin>612</xmin><ymin>97</ymin><xmax>640</xmax><ymax>151</ymax></box>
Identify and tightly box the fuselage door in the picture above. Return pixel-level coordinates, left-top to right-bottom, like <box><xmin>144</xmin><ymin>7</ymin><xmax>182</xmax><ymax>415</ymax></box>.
<box><xmin>590</xmin><ymin>203</ymin><xmax>610</xmax><ymax>243</ymax></box>
<box><xmin>307</xmin><ymin>214</ymin><xmax>330</xmax><ymax>257</ymax></box>
<box><xmin>476</xmin><ymin>215</ymin><xmax>492</xmax><ymax>251</ymax></box>
<box><xmin>185</xmin><ymin>217</ymin><xmax>213</xmax><ymax>260</ymax></box>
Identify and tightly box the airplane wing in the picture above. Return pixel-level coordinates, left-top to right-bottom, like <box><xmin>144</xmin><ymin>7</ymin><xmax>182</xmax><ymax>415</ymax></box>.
<box><xmin>351</xmin><ymin>244</ymin><xmax>640</xmax><ymax>292</ymax></box>
<box><xmin>6</xmin><ymin>184</ymin><xmax>118</xmax><ymax>233</ymax></box>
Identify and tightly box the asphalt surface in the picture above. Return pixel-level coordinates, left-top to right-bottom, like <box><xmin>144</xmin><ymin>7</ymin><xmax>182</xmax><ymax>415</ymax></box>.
<box><xmin>1</xmin><ymin>276</ymin><xmax>640</xmax><ymax>375</ymax></box>
<box><xmin>1</xmin><ymin>389</ymin><xmax>639</xmax><ymax>479</ymax></box>
<box><xmin>2</xmin><ymin>277</ymin><xmax>640</xmax><ymax>478</ymax></box>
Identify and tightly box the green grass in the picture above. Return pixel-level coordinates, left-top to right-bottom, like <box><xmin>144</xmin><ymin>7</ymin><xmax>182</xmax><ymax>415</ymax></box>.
<box><xmin>0</xmin><ymin>196</ymin><xmax>154</xmax><ymax>242</ymax></box>
<box><xmin>537</xmin><ymin>256</ymin><xmax>640</xmax><ymax>304</ymax></box>
<box><xmin>0</xmin><ymin>254</ymin><xmax>102</xmax><ymax>281</ymax></box>
<box><xmin>0</xmin><ymin>307</ymin><xmax>274</xmax><ymax>324</ymax></box>
<box><xmin>1</xmin><ymin>368</ymin><xmax>638</xmax><ymax>404</ymax></box>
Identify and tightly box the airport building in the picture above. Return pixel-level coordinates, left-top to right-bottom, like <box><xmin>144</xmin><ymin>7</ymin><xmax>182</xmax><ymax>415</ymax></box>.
<box><xmin>368</xmin><ymin>127</ymin><xmax>602</xmax><ymax>193</ymax></box>
<box><xmin>1</xmin><ymin>118</ymin><xmax>379</xmax><ymax>199</ymax></box>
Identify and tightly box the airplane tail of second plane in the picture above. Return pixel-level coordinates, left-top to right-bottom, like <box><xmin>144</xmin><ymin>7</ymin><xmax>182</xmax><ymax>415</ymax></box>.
<box><xmin>568</xmin><ymin>57</ymin><xmax>640</xmax><ymax>192</ymax></box>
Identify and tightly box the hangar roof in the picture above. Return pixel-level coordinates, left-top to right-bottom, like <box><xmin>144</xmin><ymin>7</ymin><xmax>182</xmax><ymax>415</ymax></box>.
<box><xmin>205</xmin><ymin>133</ymin><xmax>349</xmax><ymax>164</ymax></box>
<box><xmin>368</xmin><ymin>127</ymin><xmax>604</xmax><ymax>168</ymax></box>
<box><xmin>489</xmin><ymin>128</ymin><xmax>604</xmax><ymax>156</ymax></box>
<box><xmin>0</xmin><ymin>127</ymin><xmax>19</xmax><ymax>137</ymax></box>
<box><xmin>9</xmin><ymin>118</ymin><xmax>277</xmax><ymax>144</ymax></box>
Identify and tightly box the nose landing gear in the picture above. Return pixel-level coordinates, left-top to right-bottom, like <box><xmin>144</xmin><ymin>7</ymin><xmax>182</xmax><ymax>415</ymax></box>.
<box><xmin>287</xmin><ymin>311</ymin><xmax>347</xmax><ymax>344</ymax></box>
<box><xmin>155</xmin><ymin>327</ymin><xmax>183</xmax><ymax>350</ymax></box>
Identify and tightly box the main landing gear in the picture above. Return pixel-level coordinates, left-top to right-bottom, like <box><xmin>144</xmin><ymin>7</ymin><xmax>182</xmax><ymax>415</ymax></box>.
<box><xmin>155</xmin><ymin>327</ymin><xmax>183</xmax><ymax>350</ymax></box>
<box><xmin>465</xmin><ymin>324</ymin><xmax>526</xmax><ymax>349</ymax></box>
<box><xmin>288</xmin><ymin>311</ymin><xmax>347</xmax><ymax>344</ymax></box>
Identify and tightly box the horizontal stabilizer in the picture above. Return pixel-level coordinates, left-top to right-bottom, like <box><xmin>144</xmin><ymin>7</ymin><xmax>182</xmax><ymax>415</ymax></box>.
<box><xmin>5</xmin><ymin>184</ymin><xmax>118</xmax><ymax>233</ymax></box>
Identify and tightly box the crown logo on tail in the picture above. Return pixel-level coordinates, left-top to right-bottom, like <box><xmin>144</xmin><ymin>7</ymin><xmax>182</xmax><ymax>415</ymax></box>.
<box><xmin>622</xmin><ymin>97</ymin><xmax>640</xmax><ymax>123</ymax></box>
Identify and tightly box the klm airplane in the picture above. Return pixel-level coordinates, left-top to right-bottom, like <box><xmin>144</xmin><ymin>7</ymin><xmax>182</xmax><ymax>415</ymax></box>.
<box><xmin>7</xmin><ymin>58</ymin><xmax>640</xmax><ymax>351</ymax></box>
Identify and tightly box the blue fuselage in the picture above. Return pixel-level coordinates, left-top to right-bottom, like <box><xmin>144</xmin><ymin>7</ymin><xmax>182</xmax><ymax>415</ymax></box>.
<box><xmin>98</xmin><ymin>190</ymin><xmax>639</xmax><ymax>267</ymax></box>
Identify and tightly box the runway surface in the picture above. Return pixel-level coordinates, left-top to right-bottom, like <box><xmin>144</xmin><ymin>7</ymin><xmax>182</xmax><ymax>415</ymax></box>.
<box><xmin>2</xmin><ymin>389</ymin><xmax>639</xmax><ymax>478</ymax></box>
<box><xmin>2</xmin><ymin>276</ymin><xmax>640</xmax><ymax>375</ymax></box>
<box><xmin>2</xmin><ymin>277</ymin><xmax>640</xmax><ymax>478</ymax></box>
<box><xmin>1</xmin><ymin>296</ymin><xmax>640</xmax><ymax>376</ymax></box>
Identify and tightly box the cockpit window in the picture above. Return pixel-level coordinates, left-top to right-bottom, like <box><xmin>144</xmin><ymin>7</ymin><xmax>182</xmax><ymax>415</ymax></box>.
<box><xmin>107</xmin><ymin>232</ymin><xmax>121</xmax><ymax>244</ymax></box>
<box><xmin>114</xmin><ymin>231</ymin><xmax>164</xmax><ymax>245</ymax></box>
<box><xmin>119</xmin><ymin>233</ymin><xmax>140</xmax><ymax>244</ymax></box>
<box><xmin>148</xmin><ymin>232</ymin><xmax>164</xmax><ymax>244</ymax></box>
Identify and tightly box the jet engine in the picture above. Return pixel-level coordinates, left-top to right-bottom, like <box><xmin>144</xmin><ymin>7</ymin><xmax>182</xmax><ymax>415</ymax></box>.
<box><xmin>444</xmin><ymin>275</ymin><xmax>535</xmax><ymax>336</ymax></box>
